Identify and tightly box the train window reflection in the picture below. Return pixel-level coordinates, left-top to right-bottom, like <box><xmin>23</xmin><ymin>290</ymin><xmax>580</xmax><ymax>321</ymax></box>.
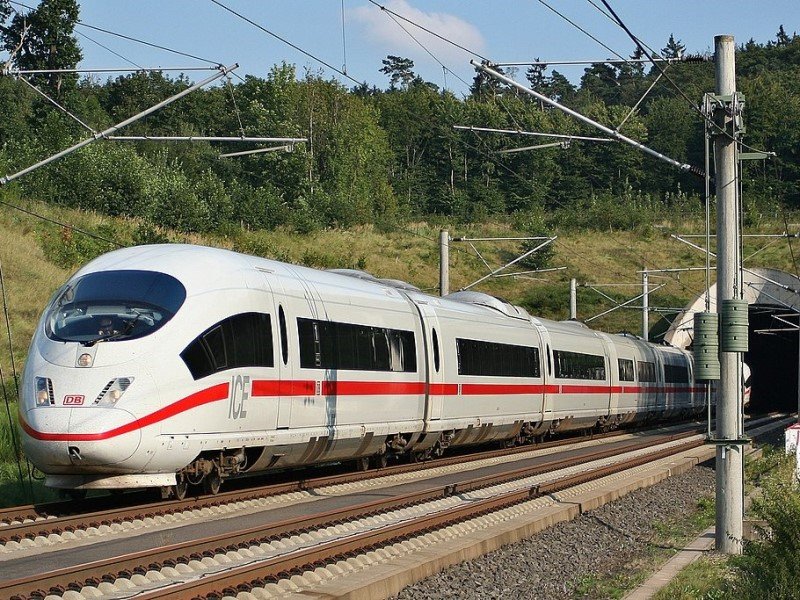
<box><xmin>456</xmin><ymin>338</ymin><xmax>540</xmax><ymax>378</ymax></box>
<box><xmin>181</xmin><ymin>313</ymin><xmax>273</xmax><ymax>380</ymax></box>
<box><xmin>46</xmin><ymin>270</ymin><xmax>186</xmax><ymax>344</ymax></box>
<box><xmin>553</xmin><ymin>350</ymin><xmax>605</xmax><ymax>380</ymax></box>
<box><xmin>297</xmin><ymin>318</ymin><xmax>416</xmax><ymax>373</ymax></box>
<box><xmin>618</xmin><ymin>358</ymin><xmax>635</xmax><ymax>382</ymax></box>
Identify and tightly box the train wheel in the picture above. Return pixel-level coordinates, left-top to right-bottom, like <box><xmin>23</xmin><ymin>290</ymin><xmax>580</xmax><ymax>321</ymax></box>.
<box><xmin>371</xmin><ymin>453</ymin><xmax>388</xmax><ymax>469</ymax></box>
<box><xmin>355</xmin><ymin>456</ymin><xmax>370</xmax><ymax>472</ymax></box>
<box><xmin>411</xmin><ymin>450</ymin><xmax>427</xmax><ymax>463</ymax></box>
<box><xmin>203</xmin><ymin>471</ymin><xmax>222</xmax><ymax>495</ymax></box>
<box><xmin>173</xmin><ymin>480</ymin><xmax>188</xmax><ymax>500</ymax></box>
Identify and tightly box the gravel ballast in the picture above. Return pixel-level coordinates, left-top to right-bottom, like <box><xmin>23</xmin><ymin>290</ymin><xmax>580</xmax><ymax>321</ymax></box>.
<box><xmin>394</xmin><ymin>461</ymin><xmax>717</xmax><ymax>600</ymax></box>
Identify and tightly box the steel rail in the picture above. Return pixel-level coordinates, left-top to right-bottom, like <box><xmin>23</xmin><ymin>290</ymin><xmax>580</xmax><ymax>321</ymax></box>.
<box><xmin>1</xmin><ymin>431</ymin><xmax>706</xmax><ymax>600</ymax></box>
<box><xmin>2</xmin><ymin>425</ymin><xmax>665</xmax><ymax>539</ymax></box>
<box><xmin>134</xmin><ymin>437</ymin><xmax>709</xmax><ymax>600</ymax></box>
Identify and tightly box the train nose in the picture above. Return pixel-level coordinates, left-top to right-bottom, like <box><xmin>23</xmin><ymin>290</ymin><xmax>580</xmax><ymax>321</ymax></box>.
<box><xmin>21</xmin><ymin>406</ymin><xmax>142</xmax><ymax>469</ymax></box>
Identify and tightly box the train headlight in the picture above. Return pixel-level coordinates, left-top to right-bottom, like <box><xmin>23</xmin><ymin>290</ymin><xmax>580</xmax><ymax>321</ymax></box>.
<box><xmin>34</xmin><ymin>377</ymin><xmax>54</xmax><ymax>406</ymax></box>
<box><xmin>77</xmin><ymin>353</ymin><xmax>94</xmax><ymax>368</ymax></box>
<box><xmin>94</xmin><ymin>377</ymin><xmax>134</xmax><ymax>405</ymax></box>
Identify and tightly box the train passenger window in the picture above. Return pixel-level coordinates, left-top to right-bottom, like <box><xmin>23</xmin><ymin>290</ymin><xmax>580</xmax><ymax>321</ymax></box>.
<box><xmin>390</xmin><ymin>330</ymin><xmax>417</xmax><ymax>372</ymax></box>
<box><xmin>664</xmin><ymin>363</ymin><xmax>689</xmax><ymax>383</ymax></box>
<box><xmin>618</xmin><ymin>358</ymin><xmax>635</xmax><ymax>382</ymax></box>
<box><xmin>456</xmin><ymin>338</ymin><xmax>540</xmax><ymax>378</ymax></box>
<box><xmin>553</xmin><ymin>350</ymin><xmax>605</xmax><ymax>380</ymax></box>
<box><xmin>432</xmin><ymin>329</ymin><xmax>440</xmax><ymax>372</ymax></box>
<box><xmin>637</xmin><ymin>361</ymin><xmax>657</xmax><ymax>382</ymax></box>
<box><xmin>180</xmin><ymin>313</ymin><xmax>274</xmax><ymax>380</ymax></box>
<box><xmin>279</xmin><ymin>306</ymin><xmax>288</xmax><ymax>365</ymax></box>
<box><xmin>297</xmin><ymin>318</ymin><xmax>417</xmax><ymax>372</ymax></box>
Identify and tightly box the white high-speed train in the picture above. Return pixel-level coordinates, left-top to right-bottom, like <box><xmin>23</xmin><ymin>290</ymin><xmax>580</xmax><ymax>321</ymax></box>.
<box><xmin>20</xmin><ymin>244</ymin><xmax>707</xmax><ymax>498</ymax></box>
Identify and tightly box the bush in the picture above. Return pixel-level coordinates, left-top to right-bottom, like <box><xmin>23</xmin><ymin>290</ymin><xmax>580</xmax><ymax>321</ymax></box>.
<box><xmin>38</xmin><ymin>224</ymin><xmax>117</xmax><ymax>269</ymax></box>
<box><xmin>730</xmin><ymin>451</ymin><xmax>800</xmax><ymax>599</ymax></box>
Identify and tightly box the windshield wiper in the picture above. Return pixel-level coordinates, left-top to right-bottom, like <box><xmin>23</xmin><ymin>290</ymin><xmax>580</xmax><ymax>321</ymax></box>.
<box><xmin>81</xmin><ymin>314</ymin><xmax>141</xmax><ymax>347</ymax></box>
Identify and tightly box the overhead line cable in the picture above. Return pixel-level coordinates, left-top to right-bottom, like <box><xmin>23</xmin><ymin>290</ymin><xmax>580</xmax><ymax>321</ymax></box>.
<box><xmin>74</xmin><ymin>29</ymin><xmax>144</xmax><ymax>71</ymax></box>
<box><xmin>9</xmin><ymin>0</ymin><xmax>220</xmax><ymax>67</ymax></box>
<box><xmin>0</xmin><ymin>199</ymin><xmax>123</xmax><ymax>247</ymax></box>
<box><xmin>366</xmin><ymin>0</ymin><xmax>489</xmax><ymax>62</ymax></box>
<box><xmin>535</xmin><ymin>0</ymin><xmax>627</xmax><ymax>62</ymax></box>
<box><xmin>210</xmin><ymin>0</ymin><xmax>363</xmax><ymax>86</ymax></box>
<box><xmin>376</xmin><ymin>7</ymin><xmax>472</xmax><ymax>90</ymax></box>
<box><xmin>16</xmin><ymin>75</ymin><xmax>97</xmax><ymax>133</ymax></box>
<box><xmin>597</xmin><ymin>0</ymin><xmax>770</xmax><ymax>158</ymax></box>
<box><xmin>340</xmin><ymin>0</ymin><xmax>348</xmax><ymax>75</ymax></box>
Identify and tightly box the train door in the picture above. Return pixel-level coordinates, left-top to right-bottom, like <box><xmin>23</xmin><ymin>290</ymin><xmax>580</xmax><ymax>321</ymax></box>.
<box><xmin>244</xmin><ymin>267</ymin><xmax>281</xmax><ymax>431</ymax></box>
<box><xmin>653</xmin><ymin>349</ymin><xmax>666</xmax><ymax>415</ymax></box>
<box><xmin>531</xmin><ymin>319</ymin><xmax>552</xmax><ymax>420</ymax></box>
<box><xmin>277</xmin><ymin>267</ymin><xmax>327</xmax><ymax>429</ymax></box>
<box><xmin>598</xmin><ymin>333</ymin><xmax>618</xmax><ymax>419</ymax></box>
<box><xmin>414</xmin><ymin>302</ymin><xmax>444</xmax><ymax>421</ymax></box>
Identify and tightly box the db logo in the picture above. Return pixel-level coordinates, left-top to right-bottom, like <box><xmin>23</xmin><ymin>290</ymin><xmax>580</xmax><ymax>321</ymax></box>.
<box><xmin>63</xmin><ymin>395</ymin><xmax>85</xmax><ymax>405</ymax></box>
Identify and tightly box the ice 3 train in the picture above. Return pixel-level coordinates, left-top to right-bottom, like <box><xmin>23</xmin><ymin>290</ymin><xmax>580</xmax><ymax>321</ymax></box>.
<box><xmin>20</xmin><ymin>244</ymin><xmax>710</xmax><ymax>498</ymax></box>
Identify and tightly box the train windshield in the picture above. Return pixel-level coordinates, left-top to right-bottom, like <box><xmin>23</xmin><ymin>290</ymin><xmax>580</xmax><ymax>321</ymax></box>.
<box><xmin>45</xmin><ymin>270</ymin><xmax>186</xmax><ymax>345</ymax></box>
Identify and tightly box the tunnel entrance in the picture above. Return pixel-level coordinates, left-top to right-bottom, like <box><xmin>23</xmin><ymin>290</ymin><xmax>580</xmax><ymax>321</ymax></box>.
<box><xmin>663</xmin><ymin>267</ymin><xmax>800</xmax><ymax>416</ymax></box>
<box><xmin>747</xmin><ymin>305</ymin><xmax>798</xmax><ymax>413</ymax></box>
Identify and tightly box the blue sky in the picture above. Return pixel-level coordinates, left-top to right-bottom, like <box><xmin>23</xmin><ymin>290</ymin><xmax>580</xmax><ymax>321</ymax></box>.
<box><xmin>12</xmin><ymin>1</ymin><xmax>800</xmax><ymax>94</ymax></box>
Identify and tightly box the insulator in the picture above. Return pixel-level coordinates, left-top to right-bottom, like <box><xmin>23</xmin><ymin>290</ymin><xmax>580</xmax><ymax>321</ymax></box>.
<box><xmin>720</xmin><ymin>299</ymin><xmax>749</xmax><ymax>353</ymax></box>
<box><xmin>694</xmin><ymin>311</ymin><xmax>720</xmax><ymax>381</ymax></box>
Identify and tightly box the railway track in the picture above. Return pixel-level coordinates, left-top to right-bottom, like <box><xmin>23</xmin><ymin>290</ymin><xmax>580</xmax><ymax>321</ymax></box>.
<box><xmin>3</xmin><ymin>416</ymin><xmax>787</xmax><ymax>600</ymax></box>
<box><xmin>0</xmin><ymin>423</ymin><xmax>694</xmax><ymax>547</ymax></box>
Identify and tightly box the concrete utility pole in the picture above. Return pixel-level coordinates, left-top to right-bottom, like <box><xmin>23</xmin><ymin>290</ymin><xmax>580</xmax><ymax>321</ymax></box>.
<box><xmin>714</xmin><ymin>34</ymin><xmax>744</xmax><ymax>555</ymax></box>
<box><xmin>439</xmin><ymin>230</ymin><xmax>449</xmax><ymax>296</ymax></box>
<box><xmin>642</xmin><ymin>268</ymin><xmax>649</xmax><ymax>341</ymax></box>
<box><xmin>570</xmin><ymin>278</ymin><xmax>577</xmax><ymax>320</ymax></box>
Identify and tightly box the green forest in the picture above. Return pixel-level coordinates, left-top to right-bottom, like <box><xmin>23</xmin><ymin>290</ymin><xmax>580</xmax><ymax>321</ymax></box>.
<box><xmin>1</xmin><ymin>1</ymin><xmax>799</xmax><ymax>237</ymax></box>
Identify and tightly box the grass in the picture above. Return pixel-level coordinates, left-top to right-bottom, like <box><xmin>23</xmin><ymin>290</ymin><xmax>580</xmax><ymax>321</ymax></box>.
<box><xmin>579</xmin><ymin>447</ymin><xmax>798</xmax><ymax>600</ymax></box>
<box><xmin>573</xmin><ymin>493</ymin><xmax>718</xmax><ymax>599</ymax></box>
<box><xmin>652</xmin><ymin>556</ymin><xmax>731</xmax><ymax>600</ymax></box>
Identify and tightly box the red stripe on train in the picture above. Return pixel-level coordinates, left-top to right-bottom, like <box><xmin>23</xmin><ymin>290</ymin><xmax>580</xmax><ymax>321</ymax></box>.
<box><xmin>22</xmin><ymin>378</ymin><xmax>707</xmax><ymax>442</ymax></box>
<box><xmin>21</xmin><ymin>383</ymin><xmax>230</xmax><ymax>442</ymax></box>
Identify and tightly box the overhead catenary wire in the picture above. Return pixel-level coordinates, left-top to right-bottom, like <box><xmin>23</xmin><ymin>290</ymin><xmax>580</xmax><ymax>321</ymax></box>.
<box><xmin>534</xmin><ymin>0</ymin><xmax>626</xmax><ymax>62</ymax></box>
<box><xmin>74</xmin><ymin>28</ymin><xmax>144</xmax><ymax>71</ymax></box>
<box><xmin>355</xmin><ymin>3</ymin><xmax>704</xmax><ymax>305</ymax></box>
<box><xmin>15</xmin><ymin>75</ymin><xmax>97</xmax><ymax>134</ymax></box>
<box><xmin>366</xmin><ymin>0</ymin><xmax>489</xmax><ymax>62</ymax></box>
<box><xmin>9</xmin><ymin>0</ymin><xmax>221</xmax><ymax>66</ymax></box>
<box><xmin>210</xmin><ymin>0</ymin><xmax>363</xmax><ymax>87</ymax></box>
<box><xmin>374</xmin><ymin>5</ymin><xmax>471</xmax><ymax>91</ymax></box>
<box><xmin>0</xmin><ymin>199</ymin><xmax>122</xmax><ymax>247</ymax></box>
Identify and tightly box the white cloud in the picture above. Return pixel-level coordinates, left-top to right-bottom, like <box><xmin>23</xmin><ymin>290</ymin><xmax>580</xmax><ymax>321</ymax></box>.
<box><xmin>352</xmin><ymin>0</ymin><xmax>485</xmax><ymax>69</ymax></box>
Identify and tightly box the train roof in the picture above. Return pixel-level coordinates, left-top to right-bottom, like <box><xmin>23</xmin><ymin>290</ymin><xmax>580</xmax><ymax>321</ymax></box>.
<box><xmin>77</xmin><ymin>244</ymin><xmax>538</xmax><ymax>323</ymax></box>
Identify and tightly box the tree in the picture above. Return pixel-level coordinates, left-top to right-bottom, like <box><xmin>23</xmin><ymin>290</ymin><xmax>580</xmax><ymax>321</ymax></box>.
<box><xmin>380</xmin><ymin>55</ymin><xmax>417</xmax><ymax>90</ymax></box>
<box><xmin>775</xmin><ymin>25</ymin><xmax>791</xmax><ymax>46</ymax></box>
<box><xmin>525</xmin><ymin>59</ymin><xmax>547</xmax><ymax>91</ymax></box>
<box><xmin>469</xmin><ymin>63</ymin><xmax>509</xmax><ymax>100</ymax></box>
<box><xmin>1</xmin><ymin>0</ymin><xmax>82</xmax><ymax>98</ymax></box>
<box><xmin>661</xmin><ymin>34</ymin><xmax>685</xmax><ymax>59</ymax></box>
<box><xmin>0</xmin><ymin>0</ymin><xmax>11</xmax><ymax>25</ymax></box>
